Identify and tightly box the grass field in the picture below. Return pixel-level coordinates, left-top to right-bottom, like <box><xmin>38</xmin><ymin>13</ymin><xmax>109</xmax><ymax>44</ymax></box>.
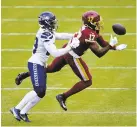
<box><xmin>1</xmin><ymin>0</ymin><xmax>136</xmax><ymax>126</ymax></box>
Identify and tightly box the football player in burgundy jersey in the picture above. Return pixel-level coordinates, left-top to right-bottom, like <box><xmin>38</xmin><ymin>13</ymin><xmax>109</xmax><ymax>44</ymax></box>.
<box><xmin>15</xmin><ymin>11</ymin><xmax>127</xmax><ymax>111</ymax></box>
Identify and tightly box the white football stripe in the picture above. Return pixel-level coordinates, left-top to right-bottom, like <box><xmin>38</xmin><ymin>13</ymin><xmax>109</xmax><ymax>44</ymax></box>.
<box><xmin>1</xmin><ymin>6</ymin><xmax>136</xmax><ymax>9</ymax></box>
<box><xmin>73</xmin><ymin>58</ymin><xmax>87</xmax><ymax>81</ymax></box>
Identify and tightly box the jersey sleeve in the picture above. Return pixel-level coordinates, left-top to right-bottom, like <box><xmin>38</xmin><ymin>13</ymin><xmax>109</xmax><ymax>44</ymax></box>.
<box><xmin>73</xmin><ymin>30</ymin><xmax>85</xmax><ymax>42</ymax></box>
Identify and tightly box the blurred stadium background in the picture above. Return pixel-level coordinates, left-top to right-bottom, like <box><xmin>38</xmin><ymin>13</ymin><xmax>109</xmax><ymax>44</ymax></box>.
<box><xmin>1</xmin><ymin>0</ymin><xmax>136</xmax><ymax>126</ymax></box>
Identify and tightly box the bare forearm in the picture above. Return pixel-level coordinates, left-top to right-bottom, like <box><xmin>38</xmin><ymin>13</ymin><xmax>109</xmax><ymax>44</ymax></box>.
<box><xmin>97</xmin><ymin>36</ymin><xmax>116</xmax><ymax>50</ymax></box>
<box><xmin>94</xmin><ymin>45</ymin><xmax>111</xmax><ymax>58</ymax></box>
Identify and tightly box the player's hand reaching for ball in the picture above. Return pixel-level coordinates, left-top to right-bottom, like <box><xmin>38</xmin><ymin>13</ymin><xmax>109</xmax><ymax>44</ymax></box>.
<box><xmin>109</xmin><ymin>34</ymin><xmax>118</xmax><ymax>47</ymax></box>
<box><xmin>109</xmin><ymin>35</ymin><xmax>127</xmax><ymax>50</ymax></box>
<box><xmin>116</xmin><ymin>44</ymin><xmax>127</xmax><ymax>50</ymax></box>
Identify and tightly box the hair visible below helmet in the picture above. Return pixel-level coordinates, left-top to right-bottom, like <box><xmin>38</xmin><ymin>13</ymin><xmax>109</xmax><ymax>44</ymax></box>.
<box><xmin>38</xmin><ymin>11</ymin><xmax>58</xmax><ymax>31</ymax></box>
<box><xmin>82</xmin><ymin>11</ymin><xmax>103</xmax><ymax>30</ymax></box>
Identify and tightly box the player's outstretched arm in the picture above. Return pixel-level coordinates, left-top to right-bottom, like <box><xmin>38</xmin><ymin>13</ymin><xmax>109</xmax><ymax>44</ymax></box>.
<box><xmin>96</xmin><ymin>35</ymin><xmax>116</xmax><ymax>50</ymax></box>
<box><xmin>44</xmin><ymin>37</ymin><xmax>80</xmax><ymax>57</ymax></box>
<box><xmin>55</xmin><ymin>33</ymin><xmax>73</xmax><ymax>40</ymax></box>
<box><xmin>90</xmin><ymin>35</ymin><xmax>118</xmax><ymax>58</ymax></box>
<box><xmin>44</xmin><ymin>43</ymin><xmax>71</xmax><ymax>57</ymax></box>
<box><xmin>90</xmin><ymin>42</ymin><xmax>111</xmax><ymax>58</ymax></box>
<box><xmin>97</xmin><ymin>35</ymin><xmax>127</xmax><ymax>51</ymax></box>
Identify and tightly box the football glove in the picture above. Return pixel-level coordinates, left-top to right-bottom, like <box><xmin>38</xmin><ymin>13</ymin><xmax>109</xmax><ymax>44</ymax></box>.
<box><xmin>116</xmin><ymin>44</ymin><xmax>127</xmax><ymax>50</ymax></box>
<box><xmin>109</xmin><ymin>34</ymin><xmax>118</xmax><ymax>47</ymax></box>
<box><xmin>68</xmin><ymin>37</ymin><xmax>80</xmax><ymax>49</ymax></box>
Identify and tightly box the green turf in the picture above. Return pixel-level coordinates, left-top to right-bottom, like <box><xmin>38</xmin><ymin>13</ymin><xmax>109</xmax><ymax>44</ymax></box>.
<box><xmin>2</xmin><ymin>0</ymin><xmax>135</xmax><ymax>6</ymax></box>
<box><xmin>1</xmin><ymin>90</ymin><xmax>136</xmax><ymax>126</ymax></box>
<box><xmin>1</xmin><ymin>0</ymin><xmax>136</xmax><ymax>126</ymax></box>
<box><xmin>1</xmin><ymin>69</ymin><xmax>136</xmax><ymax>88</ymax></box>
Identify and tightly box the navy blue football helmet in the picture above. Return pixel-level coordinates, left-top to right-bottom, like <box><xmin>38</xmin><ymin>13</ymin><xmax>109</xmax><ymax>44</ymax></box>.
<box><xmin>38</xmin><ymin>11</ymin><xmax>58</xmax><ymax>31</ymax></box>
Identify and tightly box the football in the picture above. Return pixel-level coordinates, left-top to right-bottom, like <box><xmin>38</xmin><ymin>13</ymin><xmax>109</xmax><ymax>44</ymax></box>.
<box><xmin>112</xmin><ymin>23</ymin><xmax>126</xmax><ymax>35</ymax></box>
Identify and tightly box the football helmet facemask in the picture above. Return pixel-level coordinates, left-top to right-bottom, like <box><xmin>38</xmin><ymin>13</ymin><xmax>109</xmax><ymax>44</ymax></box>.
<box><xmin>38</xmin><ymin>11</ymin><xmax>58</xmax><ymax>31</ymax></box>
<box><xmin>82</xmin><ymin>11</ymin><xmax>104</xmax><ymax>30</ymax></box>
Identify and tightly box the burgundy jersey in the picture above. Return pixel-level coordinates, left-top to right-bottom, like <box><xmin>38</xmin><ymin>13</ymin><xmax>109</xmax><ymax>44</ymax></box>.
<box><xmin>72</xmin><ymin>25</ymin><xmax>99</xmax><ymax>56</ymax></box>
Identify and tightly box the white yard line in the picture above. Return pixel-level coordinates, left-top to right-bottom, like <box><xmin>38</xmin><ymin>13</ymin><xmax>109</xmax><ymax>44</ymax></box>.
<box><xmin>2</xmin><ymin>18</ymin><xmax>136</xmax><ymax>22</ymax></box>
<box><xmin>1</xmin><ymin>6</ymin><xmax>135</xmax><ymax>9</ymax></box>
<box><xmin>1</xmin><ymin>87</ymin><xmax>136</xmax><ymax>90</ymax></box>
<box><xmin>1</xmin><ymin>33</ymin><xmax>136</xmax><ymax>36</ymax></box>
<box><xmin>1</xmin><ymin>33</ymin><xmax>35</xmax><ymax>35</ymax></box>
<box><xmin>2</xmin><ymin>67</ymin><xmax>27</xmax><ymax>69</ymax></box>
<box><xmin>1</xmin><ymin>66</ymin><xmax>136</xmax><ymax>70</ymax></box>
<box><xmin>1</xmin><ymin>49</ymin><xmax>32</xmax><ymax>51</ymax></box>
<box><xmin>1</xmin><ymin>111</ymin><xmax>136</xmax><ymax>114</ymax></box>
<box><xmin>1</xmin><ymin>49</ymin><xmax>136</xmax><ymax>52</ymax></box>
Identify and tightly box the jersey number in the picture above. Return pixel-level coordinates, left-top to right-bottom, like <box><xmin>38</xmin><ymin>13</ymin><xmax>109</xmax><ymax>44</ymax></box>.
<box><xmin>33</xmin><ymin>37</ymin><xmax>38</xmax><ymax>54</ymax></box>
<box><xmin>85</xmin><ymin>34</ymin><xmax>95</xmax><ymax>43</ymax></box>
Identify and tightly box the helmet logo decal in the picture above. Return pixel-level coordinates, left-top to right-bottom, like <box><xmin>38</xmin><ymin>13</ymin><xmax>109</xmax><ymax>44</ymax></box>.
<box><xmin>45</xmin><ymin>16</ymin><xmax>49</xmax><ymax>20</ymax></box>
<box><xmin>88</xmin><ymin>16</ymin><xmax>93</xmax><ymax>22</ymax></box>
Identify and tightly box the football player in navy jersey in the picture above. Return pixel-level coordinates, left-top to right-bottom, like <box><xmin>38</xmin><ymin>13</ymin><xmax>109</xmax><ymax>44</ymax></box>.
<box><xmin>15</xmin><ymin>11</ymin><xmax>127</xmax><ymax>112</ymax></box>
<box><xmin>10</xmin><ymin>11</ymin><xmax>80</xmax><ymax>122</ymax></box>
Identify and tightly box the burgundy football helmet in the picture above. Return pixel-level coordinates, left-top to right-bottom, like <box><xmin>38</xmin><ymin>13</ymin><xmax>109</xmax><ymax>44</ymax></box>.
<box><xmin>82</xmin><ymin>11</ymin><xmax>103</xmax><ymax>30</ymax></box>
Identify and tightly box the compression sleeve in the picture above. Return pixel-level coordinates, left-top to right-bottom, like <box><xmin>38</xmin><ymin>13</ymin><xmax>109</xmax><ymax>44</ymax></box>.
<box><xmin>44</xmin><ymin>42</ymin><xmax>71</xmax><ymax>57</ymax></box>
<box><xmin>55</xmin><ymin>32</ymin><xmax>73</xmax><ymax>40</ymax></box>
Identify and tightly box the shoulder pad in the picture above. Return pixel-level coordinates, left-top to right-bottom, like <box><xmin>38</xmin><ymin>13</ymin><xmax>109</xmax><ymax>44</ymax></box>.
<box><xmin>43</xmin><ymin>32</ymin><xmax>51</xmax><ymax>37</ymax></box>
<box><xmin>41</xmin><ymin>32</ymin><xmax>53</xmax><ymax>40</ymax></box>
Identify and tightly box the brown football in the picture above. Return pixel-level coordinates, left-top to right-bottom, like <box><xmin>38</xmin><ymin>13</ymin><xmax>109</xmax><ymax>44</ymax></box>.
<box><xmin>112</xmin><ymin>23</ymin><xmax>126</xmax><ymax>35</ymax></box>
